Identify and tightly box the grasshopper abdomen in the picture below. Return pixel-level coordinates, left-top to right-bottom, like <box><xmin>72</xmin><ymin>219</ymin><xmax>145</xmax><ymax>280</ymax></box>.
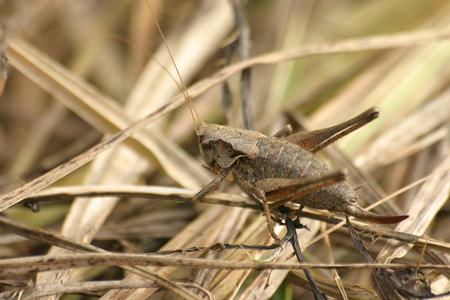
<box><xmin>233</xmin><ymin>135</ymin><xmax>349</xmax><ymax>210</ymax></box>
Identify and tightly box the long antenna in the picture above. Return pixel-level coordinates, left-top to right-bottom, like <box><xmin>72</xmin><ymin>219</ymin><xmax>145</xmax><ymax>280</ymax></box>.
<box><xmin>145</xmin><ymin>1</ymin><xmax>204</xmax><ymax>135</ymax></box>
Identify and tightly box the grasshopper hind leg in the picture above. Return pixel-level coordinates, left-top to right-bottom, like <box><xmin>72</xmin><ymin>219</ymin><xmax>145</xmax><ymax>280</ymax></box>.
<box><xmin>240</xmin><ymin>171</ymin><xmax>347</xmax><ymax>244</ymax></box>
<box><xmin>272</xmin><ymin>124</ymin><xmax>292</xmax><ymax>139</ymax></box>
<box><xmin>240</xmin><ymin>181</ymin><xmax>282</xmax><ymax>244</ymax></box>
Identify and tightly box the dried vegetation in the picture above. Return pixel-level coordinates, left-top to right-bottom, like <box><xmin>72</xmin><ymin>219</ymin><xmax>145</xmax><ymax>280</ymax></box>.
<box><xmin>0</xmin><ymin>0</ymin><xmax>449</xmax><ymax>299</ymax></box>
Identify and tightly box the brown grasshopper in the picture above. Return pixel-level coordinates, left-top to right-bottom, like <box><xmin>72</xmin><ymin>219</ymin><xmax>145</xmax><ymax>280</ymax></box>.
<box><xmin>193</xmin><ymin>108</ymin><xmax>408</xmax><ymax>242</ymax></box>
<box><xmin>149</xmin><ymin>6</ymin><xmax>408</xmax><ymax>243</ymax></box>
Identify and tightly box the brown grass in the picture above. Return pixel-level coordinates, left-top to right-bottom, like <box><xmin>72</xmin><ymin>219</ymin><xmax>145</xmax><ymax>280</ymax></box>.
<box><xmin>0</xmin><ymin>1</ymin><xmax>449</xmax><ymax>299</ymax></box>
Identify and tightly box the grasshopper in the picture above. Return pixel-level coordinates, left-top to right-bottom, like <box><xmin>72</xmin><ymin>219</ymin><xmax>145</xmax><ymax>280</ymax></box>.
<box><xmin>193</xmin><ymin>108</ymin><xmax>408</xmax><ymax>242</ymax></box>
<box><xmin>150</xmin><ymin>6</ymin><xmax>408</xmax><ymax>243</ymax></box>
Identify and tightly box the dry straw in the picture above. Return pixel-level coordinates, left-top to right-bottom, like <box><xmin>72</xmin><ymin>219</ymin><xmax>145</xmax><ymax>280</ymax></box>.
<box><xmin>0</xmin><ymin>1</ymin><xmax>449</xmax><ymax>299</ymax></box>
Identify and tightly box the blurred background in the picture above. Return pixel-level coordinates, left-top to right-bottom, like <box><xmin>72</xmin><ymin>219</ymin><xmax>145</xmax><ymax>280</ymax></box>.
<box><xmin>0</xmin><ymin>0</ymin><xmax>449</xmax><ymax>299</ymax></box>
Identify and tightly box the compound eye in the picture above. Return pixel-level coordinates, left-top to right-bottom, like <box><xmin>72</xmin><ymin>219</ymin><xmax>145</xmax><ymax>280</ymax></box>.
<box><xmin>199</xmin><ymin>142</ymin><xmax>216</xmax><ymax>168</ymax></box>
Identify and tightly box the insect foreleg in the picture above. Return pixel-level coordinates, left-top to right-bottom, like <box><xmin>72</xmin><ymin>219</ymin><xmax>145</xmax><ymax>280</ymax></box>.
<box><xmin>193</xmin><ymin>169</ymin><xmax>231</xmax><ymax>202</ymax></box>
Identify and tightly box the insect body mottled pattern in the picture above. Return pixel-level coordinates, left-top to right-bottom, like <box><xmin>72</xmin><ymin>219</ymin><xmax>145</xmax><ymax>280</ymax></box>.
<box><xmin>199</xmin><ymin>124</ymin><xmax>356</xmax><ymax>212</ymax></box>
<box><xmin>233</xmin><ymin>135</ymin><xmax>355</xmax><ymax>212</ymax></box>
<box><xmin>196</xmin><ymin>109</ymin><xmax>408</xmax><ymax>242</ymax></box>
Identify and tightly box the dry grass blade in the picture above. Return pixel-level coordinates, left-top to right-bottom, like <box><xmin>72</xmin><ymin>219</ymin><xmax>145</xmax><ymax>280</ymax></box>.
<box><xmin>23</xmin><ymin>185</ymin><xmax>256</xmax><ymax>209</ymax></box>
<box><xmin>356</xmin><ymin>88</ymin><xmax>450</xmax><ymax>168</ymax></box>
<box><xmin>0</xmin><ymin>0</ymin><xmax>15</xmax><ymax>98</ymax></box>
<box><xmin>288</xmin><ymin>272</ymin><xmax>379</xmax><ymax>300</ymax></box>
<box><xmin>321</xmin><ymin>222</ymin><xmax>348</xmax><ymax>300</ymax></box>
<box><xmin>0</xmin><ymin>253</ymin><xmax>448</xmax><ymax>277</ymax></box>
<box><xmin>7</xmin><ymin>37</ymin><xmax>127</xmax><ymax>135</ymax></box>
<box><xmin>377</xmin><ymin>156</ymin><xmax>450</xmax><ymax>262</ymax></box>
<box><xmin>249</xmin><ymin>28</ymin><xmax>450</xmax><ymax>69</ymax></box>
<box><xmin>0</xmin><ymin>102</ymin><xmax>197</xmax><ymax>212</ymax></box>
<box><xmin>0</xmin><ymin>281</ymin><xmax>159</xmax><ymax>300</ymax></box>
<box><xmin>301</xmin><ymin>168</ymin><xmax>450</xmax><ymax>253</ymax></box>
<box><xmin>214</xmin><ymin>219</ymin><xmax>321</xmax><ymax>299</ymax></box>
<box><xmin>0</xmin><ymin>216</ymin><xmax>200</xmax><ymax>300</ymax></box>
<box><xmin>1</xmin><ymin>1</ymin><xmax>449</xmax><ymax>299</ymax></box>
<box><xmin>16</xmin><ymin>184</ymin><xmax>450</xmax><ymax>253</ymax></box>
<box><xmin>7</xmin><ymin>37</ymin><xmax>211</xmax><ymax>189</ymax></box>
